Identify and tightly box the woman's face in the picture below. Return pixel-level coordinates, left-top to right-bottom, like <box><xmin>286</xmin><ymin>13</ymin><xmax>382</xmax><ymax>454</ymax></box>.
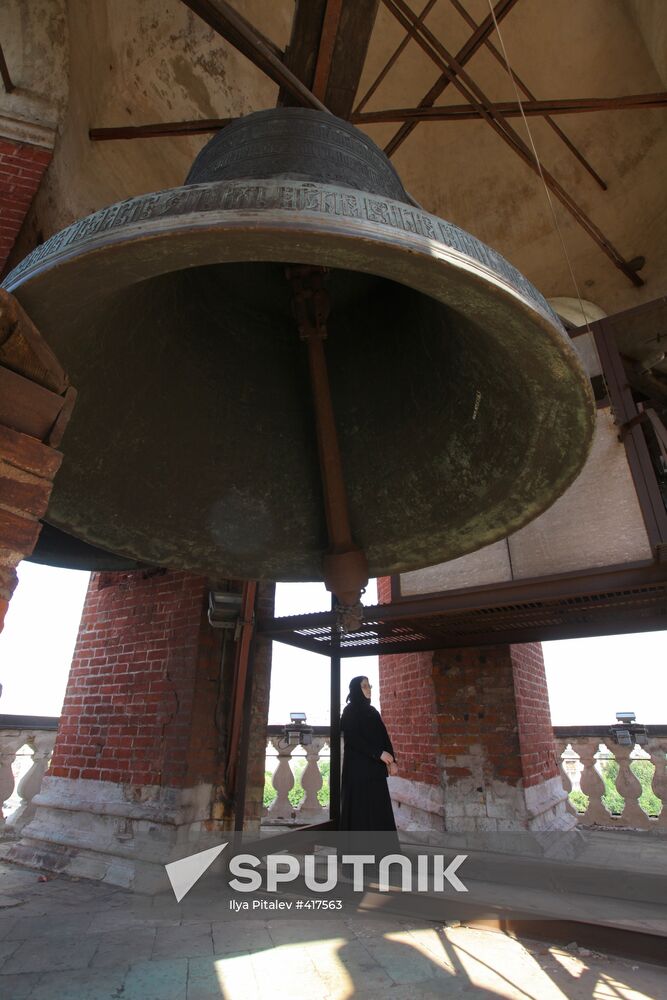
<box><xmin>360</xmin><ymin>677</ymin><xmax>372</xmax><ymax>701</ymax></box>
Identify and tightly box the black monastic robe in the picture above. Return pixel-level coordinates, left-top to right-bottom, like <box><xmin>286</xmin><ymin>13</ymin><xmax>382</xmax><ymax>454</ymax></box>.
<box><xmin>340</xmin><ymin>703</ymin><xmax>397</xmax><ymax>832</ymax></box>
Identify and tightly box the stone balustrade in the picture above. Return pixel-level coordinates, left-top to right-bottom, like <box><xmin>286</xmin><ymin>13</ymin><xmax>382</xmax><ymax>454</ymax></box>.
<box><xmin>0</xmin><ymin>715</ymin><xmax>58</xmax><ymax>838</ymax></box>
<box><xmin>555</xmin><ymin>725</ymin><xmax>667</xmax><ymax>832</ymax></box>
<box><xmin>263</xmin><ymin>725</ymin><xmax>331</xmax><ymax>826</ymax></box>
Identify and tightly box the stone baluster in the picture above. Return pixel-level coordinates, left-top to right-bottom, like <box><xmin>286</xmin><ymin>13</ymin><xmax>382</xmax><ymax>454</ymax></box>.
<box><xmin>647</xmin><ymin>739</ymin><xmax>667</xmax><ymax>832</ymax></box>
<box><xmin>9</xmin><ymin>731</ymin><xmax>56</xmax><ymax>833</ymax></box>
<box><xmin>576</xmin><ymin>741</ymin><xmax>609</xmax><ymax>826</ymax></box>
<box><xmin>267</xmin><ymin>735</ymin><xmax>296</xmax><ymax>820</ymax></box>
<box><xmin>298</xmin><ymin>737</ymin><xmax>328</xmax><ymax>820</ymax></box>
<box><xmin>613</xmin><ymin>745</ymin><xmax>649</xmax><ymax>829</ymax></box>
<box><xmin>558</xmin><ymin>744</ymin><xmax>581</xmax><ymax>816</ymax></box>
<box><xmin>0</xmin><ymin>731</ymin><xmax>26</xmax><ymax>836</ymax></box>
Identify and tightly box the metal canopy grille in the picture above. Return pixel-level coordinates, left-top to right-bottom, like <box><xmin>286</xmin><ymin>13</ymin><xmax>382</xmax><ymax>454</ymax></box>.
<box><xmin>258</xmin><ymin>573</ymin><xmax>667</xmax><ymax>656</ymax></box>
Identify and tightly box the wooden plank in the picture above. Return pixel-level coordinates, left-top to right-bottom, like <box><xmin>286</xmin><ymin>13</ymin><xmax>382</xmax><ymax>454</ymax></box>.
<box><xmin>279</xmin><ymin>0</ymin><xmax>379</xmax><ymax>118</ymax></box>
<box><xmin>312</xmin><ymin>0</ymin><xmax>345</xmax><ymax>100</ymax></box>
<box><xmin>0</xmin><ymin>289</ymin><xmax>69</xmax><ymax>394</ymax></box>
<box><xmin>279</xmin><ymin>0</ymin><xmax>328</xmax><ymax>107</ymax></box>
<box><xmin>324</xmin><ymin>0</ymin><xmax>380</xmax><ymax>118</ymax></box>
<box><xmin>0</xmin><ymin>366</ymin><xmax>64</xmax><ymax>442</ymax></box>
<box><xmin>0</xmin><ymin>424</ymin><xmax>62</xmax><ymax>479</ymax></box>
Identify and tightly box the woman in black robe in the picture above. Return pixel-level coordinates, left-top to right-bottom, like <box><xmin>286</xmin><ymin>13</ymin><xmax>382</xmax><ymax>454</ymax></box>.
<box><xmin>340</xmin><ymin>676</ymin><xmax>398</xmax><ymax>833</ymax></box>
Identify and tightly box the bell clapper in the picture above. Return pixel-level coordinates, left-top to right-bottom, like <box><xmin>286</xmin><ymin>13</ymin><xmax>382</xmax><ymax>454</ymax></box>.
<box><xmin>286</xmin><ymin>264</ymin><xmax>369</xmax><ymax>627</ymax></box>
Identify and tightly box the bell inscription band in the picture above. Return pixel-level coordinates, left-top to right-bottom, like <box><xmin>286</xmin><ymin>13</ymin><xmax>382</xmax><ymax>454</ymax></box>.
<box><xmin>2</xmin><ymin>109</ymin><xmax>595</xmax><ymax>610</ymax></box>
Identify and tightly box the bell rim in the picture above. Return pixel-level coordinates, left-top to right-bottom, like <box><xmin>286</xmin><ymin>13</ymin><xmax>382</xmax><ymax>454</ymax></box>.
<box><xmin>3</xmin><ymin>178</ymin><xmax>596</xmax><ymax>580</ymax></box>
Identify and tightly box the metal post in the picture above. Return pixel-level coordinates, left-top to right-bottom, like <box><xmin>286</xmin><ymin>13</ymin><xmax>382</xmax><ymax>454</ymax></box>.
<box><xmin>233</xmin><ymin>588</ymin><xmax>259</xmax><ymax>833</ymax></box>
<box><xmin>329</xmin><ymin>600</ymin><xmax>341</xmax><ymax>827</ymax></box>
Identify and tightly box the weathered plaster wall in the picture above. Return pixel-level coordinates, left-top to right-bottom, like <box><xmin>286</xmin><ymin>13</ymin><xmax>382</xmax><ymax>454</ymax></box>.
<box><xmin>10</xmin><ymin>0</ymin><xmax>292</xmax><ymax>262</ymax></box>
<box><xmin>359</xmin><ymin>0</ymin><xmax>667</xmax><ymax>315</ymax></box>
<box><xmin>0</xmin><ymin>0</ymin><xmax>69</xmax><ymax>140</ymax></box>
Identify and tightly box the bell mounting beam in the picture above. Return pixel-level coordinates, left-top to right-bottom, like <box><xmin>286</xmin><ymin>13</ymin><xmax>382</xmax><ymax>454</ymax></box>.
<box><xmin>279</xmin><ymin>0</ymin><xmax>379</xmax><ymax>118</ymax></box>
<box><xmin>180</xmin><ymin>0</ymin><xmax>328</xmax><ymax>111</ymax></box>
<box><xmin>353</xmin><ymin>92</ymin><xmax>667</xmax><ymax>124</ymax></box>
<box><xmin>383</xmin><ymin>0</ymin><xmax>645</xmax><ymax>288</ymax></box>
<box><xmin>446</xmin><ymin>0</ymin><xmax>607</xmax><ymax>191</ymax></box>
<box><xmin>383</xmin><ymin>0</ymin><xmax>519</xmax><ymax>157</ymax></box>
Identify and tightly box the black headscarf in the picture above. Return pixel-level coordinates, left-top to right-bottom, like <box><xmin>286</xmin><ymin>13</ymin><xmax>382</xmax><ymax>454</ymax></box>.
<box><xmin>346</xmin><ymin>675</ymin><xmax>372</xmax><ymax>711</ymax></box>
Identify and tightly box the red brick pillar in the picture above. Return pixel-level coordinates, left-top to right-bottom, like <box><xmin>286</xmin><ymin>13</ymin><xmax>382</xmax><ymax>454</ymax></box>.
<box><xmin>9</xmin><ymin>570</ymin><xmax>273</xmax><ymax>889</ymax></box>
<box><xmin>0</xmin><ymin>137</ymin><xmax>52</xmax><ymax>276</ymax></box>
<box><xmin>377</xmin><ymin>580</ymin><xmax>571</xmax><ymax>832</ymax></box>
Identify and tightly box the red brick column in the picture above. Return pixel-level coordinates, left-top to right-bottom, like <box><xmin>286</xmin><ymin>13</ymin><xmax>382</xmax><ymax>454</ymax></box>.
<box><xmin>49</xmin><ymin>570</ymin><xmax>224</xmax><ymax>789</ymax></box>
<box><xmin>0</xmin><ymin>138</ymin><xmax>52</xmax><ymax>275</ymax></box>
<box><xmin>377</xmin><ymin>578</ymin><xmax>570</xmax><ymax>832</ymax></box>
<box><xmin>511</xmin><ymin>642</ymin><xmax>560</xmax><ymax>789</ymax></box>
<box><xmin>10</xmin><ymin>571</ymin><xmax>274</xmax><ymax>888</ymax></box>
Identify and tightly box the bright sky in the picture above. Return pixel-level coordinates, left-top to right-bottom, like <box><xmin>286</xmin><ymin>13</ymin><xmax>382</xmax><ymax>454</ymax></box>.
<box><xmin>0</xmin><ymin>563</ymin><xmax>665</xmax><ymax>726</ymax></box>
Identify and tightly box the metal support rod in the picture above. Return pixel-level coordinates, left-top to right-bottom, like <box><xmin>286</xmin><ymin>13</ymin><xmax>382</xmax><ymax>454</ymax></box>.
<box><xmin>288</xmin><ymin>266</ymin><xmax>368</xmax><ymax>607</ymax></box>
<box><xmin>90</xmin><ymin>118</ymin><xmax>234</xmax><ymax>141</ymax></box>
<box><xmin>354</xmin><ymin>93</ymin><xmax>667</xmax><ymax>123</ymax></box>
<box><xmin>383</xmin><ymin>0</ymin><xmax>645</xmax><ymax>287</ymax></box>
<box><xmin>225</xmin><ymin>580</ymin><xmax>257</xmax><ymax>801</ymax></box>
<box><xmin>329</xmin><ymin>600</ymin><xmax>341</xmax><ymax>827</ymax></box>
<box><xmin>231</xmin><ymin>585</ymin><xmax>259</xmax><ymax>833</ymax></box>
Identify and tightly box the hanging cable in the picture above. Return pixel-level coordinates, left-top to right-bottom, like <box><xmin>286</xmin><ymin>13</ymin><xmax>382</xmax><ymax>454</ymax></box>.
<box><xmin>485</xmin><ymin>0</ymin><xmax>593</xmax><ymax>335</ymax></box>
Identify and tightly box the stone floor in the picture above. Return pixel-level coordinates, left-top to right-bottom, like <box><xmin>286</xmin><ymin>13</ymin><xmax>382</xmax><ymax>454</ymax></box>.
<box><xmin>0</xmin><ymin>861</ymin><xmax>666</xmax><ymax>999</ymax></box>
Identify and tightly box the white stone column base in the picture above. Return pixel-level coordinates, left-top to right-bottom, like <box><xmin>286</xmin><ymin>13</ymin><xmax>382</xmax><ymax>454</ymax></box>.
<box><xmin>389</xmin><ymin>776</ymin><xmax>445</xmax><ymax>843</ymax></box>
<box><xmin>391</xmin><ymin>766</ymin><xmax>576</xmax><ymax>835</ymax></box>
<box><xmin>5</xmin><ymin>776</ymin><xmax>230</xmax><ymax>893</ymax></box>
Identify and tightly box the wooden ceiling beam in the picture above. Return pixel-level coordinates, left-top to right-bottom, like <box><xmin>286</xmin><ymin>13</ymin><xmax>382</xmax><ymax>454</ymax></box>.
<box><xmin>278</xmin><ymin>0</ymin><xmax>329</xmax><ymax>107</ymax></box>
<box><xmin>383</xmin><ymin>0</ymin><xmax>519</xmax><ymax>156</ymax></box>
<box><xmin>280</xmin><ymin>0</ymin><xmax>380</xmax><ymax>119</ymax></box>
<box><xmin>322</xmin><ymin>0</ymin><xmax>380</xmax><ymax>118</ymax></box>
<box><xmin>180</xmin><ymin>0</ymin><xmax>327</xmax><ymax>111</ymax></box>
<box><xmin>312</xmin><ymin>0</ymin><xmax>345</xmax><ymax>101</ymax></box>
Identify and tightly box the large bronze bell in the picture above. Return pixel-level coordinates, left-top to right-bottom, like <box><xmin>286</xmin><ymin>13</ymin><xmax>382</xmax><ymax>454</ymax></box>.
<box><xmin>3</xmin><ymin>109</ymin><xmax>594</xmax><ymax>598</ymax></box>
